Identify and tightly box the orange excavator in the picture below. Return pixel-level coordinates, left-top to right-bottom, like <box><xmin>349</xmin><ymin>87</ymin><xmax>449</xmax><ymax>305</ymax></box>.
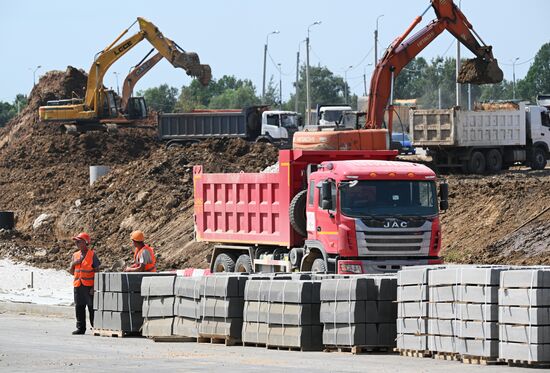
<box><xmin>120</xmin><ymin>50</ymin><xmax>163</xmax><ymax>117</ymax></box>
<box><xmin>293</xmin><ymin>0</ymin><xmax>503</xmax><ymax>150</ymax></box>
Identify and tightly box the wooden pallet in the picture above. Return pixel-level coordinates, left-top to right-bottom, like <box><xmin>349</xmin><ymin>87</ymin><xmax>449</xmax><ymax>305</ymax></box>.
<box><xmin>433</xmin><ymin>352</ymin><xmax>461</xmax><ymax>361</ymax></box>
<box><xmin>242</xmin><ymin>342</ymin><xmax>267</xmax><ymax>348</ymax></box>
<box><xmin>151</xmin><ymin>336</ymin><xmax>197</xmax><ymax>343</ymax></box>
<box><xmin>394</xmin><ymin>348</ymin><xmax>432</xmax><ymax>358</ymax></box>
<box><xmin>266</xmin><ymin>345</ymin><xmax>320</xmax><ymax>352</ymax></box>
<box><xmin>461</xmin><ymin>355</ymin><xmax>503</xmax><ymax>366</ymax></box>
<box><xmin>92</xmin><ymin>328</ymin><xmax>140</xmax><ymax>338</ymax></box>
<box><xmin>504</xmin><ymin>359</ymin><xmax>550</xmax><ymax>369</ymax></box>
<box><xmin>197</xmin><ymin>335</ymin><xmax>240</xmax><ymax>346</ymax></box>
<box><xmin>324</xmin><ymin>345</ymin><xmax>394</xmax><ymax>355</ymax></box>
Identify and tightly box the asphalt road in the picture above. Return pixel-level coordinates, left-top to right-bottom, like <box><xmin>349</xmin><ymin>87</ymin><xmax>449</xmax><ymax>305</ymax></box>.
<box><xmin>0</xmin><ymin>313</ymin><xmax>535</xmax><ymax>373</ymax></box>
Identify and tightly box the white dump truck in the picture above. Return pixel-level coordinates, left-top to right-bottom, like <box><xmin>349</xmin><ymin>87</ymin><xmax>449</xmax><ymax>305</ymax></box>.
<box><xmin>410</xmin><ymin>102</ymin><xmax>550</xmax><ymax>173</ymax></box>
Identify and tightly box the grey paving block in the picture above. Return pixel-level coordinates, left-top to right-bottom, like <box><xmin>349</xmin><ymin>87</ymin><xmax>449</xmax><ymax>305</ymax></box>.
<box><xmin>397</xmin><ymin>285</ymin><xmax>428</xmax><ymax>302</ymax></box>
<box><xmin>428</xmin><ymin>335</ymin><xmax>457</xmax><ymax>353</ymax></box>
<box><xmin>201</xmin><ymin>297</ymin><xmax>244</xmax><ymax>318</ymax></box>
<box><xmin>93</xmin><ymin>291</ymin><xmax>101</xmax><ymax>310</ymax></box>
<box><xmin>99</xmin><ymin>311</ymin><xmax>143</xmax><ymax>332</ymax></box>
<box><xmin>366</xmin><ymin>323</ymin><xmax>397</xmax><ymax>347</ymax></box>
<box><xmin>175</xmin><ymin>276</ymin><xmax>202</xmax><ymax>299</ymax></box>
<box><xmin>458</xmin><ymin>303</ymin><xmax>498</xmax><ymax>321</ymax></box>
<box><xmin>175</xmin><ymin>297</ymin><xmax>201</xmax><ymax>319</ymax></box>
<box><xmin>397</xmin><ymin>265</ymin><xmax>447</xmax><ymax>286</ymax></box>
<box><xmin>267</xmin><ymin>280</ymin><xmax>321</xmax><ymax>304</ymax></box>
<box><xmin>397</xmin><ymin>318</ymin><xmax>428</xmax><ymax>335</ymax></box>
<box><xmin>459</xmin><ymin>285</ymin><xmax>499</xmax><ymax>303</ymax></box>
<box><xmin>94</xmin><ymin>273</ymin><xmax>103</xmax><ymax>292</ymax></box>
<box><xmin>141</xmin><ymin>276</ymin><xmax>176</xmax><ymax>296</ymax></box>
<box><xmin>428</xmin><ymin>266</ymin><xmax>507</xmax><ymax>286</ymax></box>
<box><xmin>499</xmin><ymin>306</ymin><xmax>550</xmax><ymax>325</ymax></box>
<box><xmin>320</xmin><ymin>301</ymin><xmax>366</xmax><ymax>324</ymax></box>
<box><xmin>243</xmin><ymin>301</ymin><xmax>268</xmax><ymax>323</ymax></box>
<box><xmin>320</xmin><ymin>278</ymin><xmax>377</xmax><ymax>301</ymax></box>
<box><xmin>201</xmin><ymin>274</ymin><xmax>248</xmax><ymax>298</ymax></box>
<box><xmin>199</xmin><ymin>317</ymin><xmax>243</xmax><ymax>339</ymax></box>
<box><xmin>95</xmin><ymin>310</ymin><xmax>103</xmax><ymax>328</ymax></box>
<box><xmin>242</xmin><ymin>322</ymin><xmax>268</xmax><ymax>344</ymax></box>
<box><xmin>173</xmin><ymin>317</ymin><xmax>200</xmax><ymax>338</ymax></box>
<box><xmin>323</xmin><ymin>324</ymin><xmax>366</xmax><ymax>346</ymax></box>
<box><xmin>429</xmin><ymin>285</ymin><xmax>458</xmax><ymax>302</ymax></box>
<box><xmin>499</xmin><ymin>288</ymin><xmax>550</xmax><ymax>306</ymax></box>
<box><xmin>142</xmin><ymin>317</ymin><xmax>174</xmax><ymax>337</ymax></box>
<box><xmin>396</xmin><ymin>333</ymin><xmax>427</xmax><ymax>351</ymax></box>
<box><xmin>267</xmin><ymin>325</ymin><xmax>323</xmax><ymax>350</ymax></box>
<box><xmin>370</xmin><ymin>275</ymin><xmax>398</xmax><ymax>301</ymax></box>
<box><xmin>109</xmin><ymin>272</ymin><xmax>173</xmax><ymax>293</ymax></box>
<box><xmin>499</xmin><ymin>341</ymin><xmax>550</xmax><ymax>362</ymax></box>
<box><xmin>397</xmin><ymin>301</ymin><xmax>428</xmax><ymax>318</ymax></box>
<box><xmin>142</xmin><ymin>296</ymin><xmax>175</xmax><ymax>318</ymax></box>
<box><xmin>100</xmin><ymin>292</ymin><xmax>143</xmax><ymax>312</ymax></box>
<box><xmin>428</xmin><ymin>319</ymin><xmax>456</xmax><ymax>337</ymax></box>
<box><xmin>244</xmin><ymin>280</ymin><xmax>271</xmax><ymax>302</ymax></box>
<box><xmin>457</xmin><ymin>338</ymin><xmax>498</xmax><ymax>357</ymax></box>
<box><xmin>457</xmin><ymin>321</ymin><xmax>498</xmax><ymax>339</ymax></box>
<box><xmin>428</xmin><ymin>267</ymin><xmax>463</xmax><ymax>286</ymax></box>
<box><xmin>367</xmin><ymin>301</ymin><xmax>397</xmax><ymax>323</ymax></box>
<box><xmin>499</xmin><ymin>325</ymin><xmax>550</xmax><ymax>344</ymax></box>
<box><xmin>267</xmin><ymin>303</ymin><xmax>320</xmax><ymax>326</ymax></box>
<box><xmin>429</xmin><ymin>302</ymin><xmax>457</xmax><ymax>320</ymax></box>
<box><xmin>500</xmin><ymin>268</ymin><xmax>550</xmax><ymax>289</ymax></box>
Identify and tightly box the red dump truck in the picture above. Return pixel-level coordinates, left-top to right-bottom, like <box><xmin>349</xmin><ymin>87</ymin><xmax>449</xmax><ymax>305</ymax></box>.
<box><xmin>193</xmin><ymin>150</ymin><xmax>448</xmax><ymax>274</ymax></box>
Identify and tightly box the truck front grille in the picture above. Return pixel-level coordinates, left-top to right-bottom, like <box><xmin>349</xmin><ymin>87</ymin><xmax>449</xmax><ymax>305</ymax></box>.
<box><xmin>355</xmin><ymin>220</ymin><xmax>432</xmax><ymax>256</ymax></box>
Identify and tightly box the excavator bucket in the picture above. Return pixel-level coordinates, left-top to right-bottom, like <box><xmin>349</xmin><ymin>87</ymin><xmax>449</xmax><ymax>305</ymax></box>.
<box><xmin>172</xmin><ymin>50</ymin><xmax>211</xmax><ymax>86</ymax></box>
<box><xmin>457</xmin><ymin>57</ymin><xmax>503</xmax><ymax>85</ymax></box>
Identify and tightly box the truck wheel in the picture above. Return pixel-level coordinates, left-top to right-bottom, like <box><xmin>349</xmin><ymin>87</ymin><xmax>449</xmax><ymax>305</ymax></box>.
<box><xmin>235</xmin><ymin>254</ymin><xmax>253</xmax><ymax>273</ymax></box>
<box><xmin>468</xmin><ymin>151</ymin><xmax>486</xmax><ymax>174</ymax></box>
<box><xmin>213</xmin><ymin>253</ymin><xmax>236</xmax><ymax>273</ymax></box>
<box><xmin>289</xmin><ymin>190</ymin><xmax>308</xmax><ymax>237</ymax></box>
<box><xmin>530</xmin><ymin>147</ymin><xmax>547</xmax><ymax>170</ymax></box>
<box><xmin>486</xmin><ymin>149</ymin><xmax>503</xmax><ymax>173</ymax></box>
<box><xmin>311</xmin><ymin>258</ymin><xmax>327</xmax><ymax>273</ymax></box>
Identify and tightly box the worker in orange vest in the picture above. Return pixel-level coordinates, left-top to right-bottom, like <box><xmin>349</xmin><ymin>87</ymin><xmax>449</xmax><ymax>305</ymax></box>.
<box><xmin>69</xmin><ymin>232</ymin><xmax>100</xmax><ymax>335</ymax></box>
<box><xmin>124</xmin><ymin>230</ymin><xmax>157</xmax><ymax>272</ymax></box>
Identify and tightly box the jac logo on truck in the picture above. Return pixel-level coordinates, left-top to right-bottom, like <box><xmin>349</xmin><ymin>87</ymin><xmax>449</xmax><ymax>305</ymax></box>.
<box><xmin>113</xmin><ymin>41</ymin><xmax>133</xmax><ymax>56</ymax></box>
<box><xmin>384</xmin><ymin>220</ymin><xmax>408</xmax><ymax>228</ymax></box>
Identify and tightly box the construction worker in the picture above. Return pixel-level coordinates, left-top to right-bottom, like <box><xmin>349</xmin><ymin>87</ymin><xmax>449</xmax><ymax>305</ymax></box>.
<box><xmin>69</xmin><ymin>232</ymin><xmax>100</xmax><ymax>335</ymax></box>
<box><xmin>124</xmin><ymin>230</ymin><xmax>157</xmax><ymax>272</ymax></box>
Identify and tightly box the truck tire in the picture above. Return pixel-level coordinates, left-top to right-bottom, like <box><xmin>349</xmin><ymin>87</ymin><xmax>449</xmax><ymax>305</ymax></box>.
<box><xmin>289</xmin><ymin>190</ymin><xmax>308</xmax><ymax>237</ymax></box>
<box><xmin>530</xmin><ymin>147</ymin><xmax>547</xmax><ymax>170</ymax></box>
<box><xmin>235</xmin><ymin>254</ymin><xmax>253</xmax><ymax>273</ymax></box>
<box><xmin>486</xmin><ymin>149</ymin><xmax>503</xmax><ymax>173</ymax></box>
<box><xmin>213</xmin><ymin>253</ymin><xmax>236</xmax><ymax>273</ymax></box>
<box><xmin>468</xmin><ymin>151</ymin><xmax>486</xmax><ymax>174</ymax></box>
<box><xmin>311</xmin><ymin>258</ymin><xmax>327</xmax><ymax>273</ymax></box>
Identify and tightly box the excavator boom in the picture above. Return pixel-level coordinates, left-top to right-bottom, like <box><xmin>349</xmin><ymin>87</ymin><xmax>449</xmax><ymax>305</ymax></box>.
<box><xmin>121</xmin><ymin>51</ymin><xmax>163</xmax><ymax>112</ymax></box>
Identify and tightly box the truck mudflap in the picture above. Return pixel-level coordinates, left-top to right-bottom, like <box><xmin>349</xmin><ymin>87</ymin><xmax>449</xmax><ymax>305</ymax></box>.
<box><xmin>337</xmin><ymin>258</ymin><xmax>443</xmax><ymax>275</ymax></box>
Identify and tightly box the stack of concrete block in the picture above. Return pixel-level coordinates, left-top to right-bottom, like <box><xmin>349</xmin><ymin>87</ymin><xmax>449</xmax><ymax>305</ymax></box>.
<box><xmin>320</xmin><ymin>275</ymin><xmax>397</xmax><ymax>350</ymax></box>
<box><xmin>198</xmin><ymin>274</ymin><xmax>248</xmax><ymax>342</ymax></box>
<box><xmin>265</xmin><ymin>279</ymin><xmax>322</xmax><ymax>350</ymax></box>
<box><xmin>396</xmin><ymin>266</ymin><xmax>440</xmax><ymax>352</ymax></box>
<box><xmin>499</xmin><ymin>268</ymin><xmax>550</xmax><ymax>364</ymax></box>
<box><xmin>93</xmin><ymin>272</ymin><xmax>172</xmax><ymax>334</ymax></box>
<box><xmin>173</xmin><ymin>276</ymin><xmax>202</xmax><ymax>338</ymax></box>
<box><xmin>141</xmin><ymin>275</ymin><xmax>177</xmax><ymax>338</ymax></box>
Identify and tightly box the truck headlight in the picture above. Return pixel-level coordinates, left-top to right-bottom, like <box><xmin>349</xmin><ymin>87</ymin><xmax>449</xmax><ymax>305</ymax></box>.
<box><xmin>339</xmin><ymin>263</ymin><xmax>363</xmax><ymax>274</ymax></box>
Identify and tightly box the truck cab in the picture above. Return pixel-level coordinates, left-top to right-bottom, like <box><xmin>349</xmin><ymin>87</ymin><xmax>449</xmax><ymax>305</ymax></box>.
<box><xmin>302</xmin><ymin>160</ymin><xmax>445</xmax><ymax>273</ymax></box>
<box><xmin>259</xmin><ymin>110</ymin><xmax>301</xmax><ymax>146</ymax></box>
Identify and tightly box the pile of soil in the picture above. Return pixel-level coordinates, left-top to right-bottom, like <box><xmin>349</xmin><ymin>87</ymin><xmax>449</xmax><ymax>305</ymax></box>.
<box><xmin>0</xmin><ymin>67</ymin><xmax>548</xmax><ymax>272</ymax></box>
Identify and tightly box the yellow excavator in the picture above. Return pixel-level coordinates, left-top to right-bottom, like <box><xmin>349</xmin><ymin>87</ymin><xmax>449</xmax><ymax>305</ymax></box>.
<box><xmin>39</xmin><ymin>17</ymin><xmax>211</xmax><ymax>132</ymax></box>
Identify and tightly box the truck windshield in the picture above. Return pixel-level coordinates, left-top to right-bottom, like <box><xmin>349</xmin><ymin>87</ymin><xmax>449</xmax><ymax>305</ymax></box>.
<box><xmin>340</xmin><ymin>180</ymin><xmax>437</xmax><ymax>217</ymax></box>
<box><xmin>281</xmin><ymin>114</ymin><xmax>298</xmax><ymax>128</ymax></box>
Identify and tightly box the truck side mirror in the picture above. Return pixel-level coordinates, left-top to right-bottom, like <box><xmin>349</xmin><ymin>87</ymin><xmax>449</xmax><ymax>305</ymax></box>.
<box><xmin>439</xmin><ymin>182</ymin><xmax>449</xmax><ymax>211</ymax></box>
<box><xmin>320</xmin><ymin>181</ymin><xmax>332</xmax><ymax>210</ymax></box>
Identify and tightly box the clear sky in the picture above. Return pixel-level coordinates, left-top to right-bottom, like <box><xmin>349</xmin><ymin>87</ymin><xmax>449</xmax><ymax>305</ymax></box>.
<box><xmin>1</xmin><ymin>0</ymin><xmax>548</xmax><ymax>103</ymax></box>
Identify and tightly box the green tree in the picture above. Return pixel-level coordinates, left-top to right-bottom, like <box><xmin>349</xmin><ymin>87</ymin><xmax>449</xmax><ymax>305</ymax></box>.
<box><xmin>517</xmin><ymin>42</ymin><xmax>550</xmax><ymax>101</ymax></box>
<box><xmin>137</xmin><ymin>84</ymin><xmax>178</xmax><ymax>112</ymax></box>
<box><xmin>0</xmin><ymin>94</ymin><xmax>28</xmax><ymax>127</ymax></box>
<box><xmin>394</xmin><ymin>57</ymin><xmax>429</xmax><ymax>99</ymax></box>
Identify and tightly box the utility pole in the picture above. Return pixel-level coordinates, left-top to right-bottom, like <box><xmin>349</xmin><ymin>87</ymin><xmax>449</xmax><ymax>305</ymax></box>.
<box><xmin>278</xmin><ymin>63</ymin><xmax>282</xmax><ymax>108</ymax></box>
<box><xmin>512</xmin><ymin>57</ymin><xmax>519</xmax><ymax>100</ymax></box>
<box><xmin>344</xmin><ymin>65</ymin><xmax>353</xmax><ymax>104</ymax></box>
<box><xmin>262</xmin><ymin>30</ymin><xmax>280</xmax><ymax>101</ymax></box>
<box><xmin>438</xmin><ymin>87</ymin><xmax>442</xmax><ymax>109</ymax></box>
<box><xmin>363</xmin><ymin>71</ymin><xmax>367</xmax><ymax>97</ymax></box>
<box><xmin>32</xmin><ymin>65</ymin><xmax>42</xmax><ymax>86</ymax></box>
<box><xmin>306</xmin><ymin>21</ymin><xmax>321</xmax><ymax>125</ymax></box>
<box><xmin>374</xmin><ymin>15</ymin><xmax>384</xmax><ymax>66</ymax></box>
<box><xmin>295</xmin><ymin>49</ymin><xmax>300</xmax><ymax>113</ymax></box>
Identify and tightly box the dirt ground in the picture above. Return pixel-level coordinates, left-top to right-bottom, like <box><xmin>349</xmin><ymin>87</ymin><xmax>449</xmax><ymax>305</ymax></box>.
<box><xmin>0</xmin><ymin>67</ymin><xmax>548</xmax><ymax>271</ymax></box>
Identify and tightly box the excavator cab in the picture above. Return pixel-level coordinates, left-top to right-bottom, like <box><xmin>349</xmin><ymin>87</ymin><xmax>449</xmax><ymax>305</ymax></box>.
<box><xmin>126</xmin><ymin>97</ymin><xmax>147</xmax><ymax>120</ymax></box>
<box><xmin>100</xmin><ymin>90</ymin><xmax>120</xmax><ymax>119</ymax></box>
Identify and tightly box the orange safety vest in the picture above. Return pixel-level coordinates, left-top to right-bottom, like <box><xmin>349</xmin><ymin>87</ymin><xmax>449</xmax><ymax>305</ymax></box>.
<box><xmin>73</xmin><ymin>249</ymin><xmax>95</xmax><ymax>287</ymax></box>
<box><xmin>133</xmin><ymin>244</ymin><xmax>157</xmax><ymax>272</ymax></box>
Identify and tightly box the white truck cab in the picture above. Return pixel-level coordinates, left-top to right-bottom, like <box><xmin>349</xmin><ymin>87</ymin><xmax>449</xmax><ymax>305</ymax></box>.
<box><xmin>260</xmin><ymin>110</ymin><xmax>301</xmax><ymax>146</ymax></box>
<box><xmin>318</xmin><ymin>105</ymin><xmax>352</xmax><ymax>127</ymax></box>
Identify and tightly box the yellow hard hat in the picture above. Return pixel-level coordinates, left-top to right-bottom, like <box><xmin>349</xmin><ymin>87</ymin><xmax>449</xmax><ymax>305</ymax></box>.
<box><xmin>131</xmin><ymin>230</ymin><xmax>145</xmax><ymax>242</ymax></box>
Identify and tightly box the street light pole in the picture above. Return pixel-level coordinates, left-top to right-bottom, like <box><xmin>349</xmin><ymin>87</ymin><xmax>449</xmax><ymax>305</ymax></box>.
<box><xmin>278</xmin><ymin>63</ymin><xmax>282</xmax><ymax>108</ymax></box>
<box><xmin>262</xmin><ymin>30</ymin><xmax>280</xmax><ymax>101</ymax></box>
<box><xmin>374</xmin><ymin>15</ymin><xmax>384</xmax><ymax>66</ymax></box>
<box><xmin>512</xmin><ymin>57</ymin><xmax>519</xmax><ymax>100</ymax></box>
<box><xmin>344</xmin><ymin>65</ymin><xmax>353</xmax><ymax>104</ymax></box>
<box><xmin>33</xmin><ymin>65</ymin><xmax>42</xmax><ymax>86</ymax></box>
<box><xmin>306</xmin><ymin>21</ymin><xmax>321</xmax><ymax>126</ymax></box>
<box><xmin>363</xmin><ymin>63</ymin><xmax>373</xmax><ymax>97</ymax></box>
<box><xmin>113</xmin><ymin>71</ymin><xmax>120</xmax><ymax>96</ymax></box>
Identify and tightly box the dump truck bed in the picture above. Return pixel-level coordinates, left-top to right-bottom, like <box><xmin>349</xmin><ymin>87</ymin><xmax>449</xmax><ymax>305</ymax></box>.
<box><xmin>410</xmin><ymin>104</ymin><xmax>526</xmax><ymax>147</ymax></box>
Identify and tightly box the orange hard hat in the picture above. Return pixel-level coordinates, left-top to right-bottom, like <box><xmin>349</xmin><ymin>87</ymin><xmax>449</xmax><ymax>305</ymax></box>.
<box><xmin>131</xmin><ymin>230</ymin><xmax>145</xmax><ymax>242</ymax></box>
<box><xmin>72</xmin><ymin>232</ymin><xmax>91</xmax><ymax>245</ymax></box>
